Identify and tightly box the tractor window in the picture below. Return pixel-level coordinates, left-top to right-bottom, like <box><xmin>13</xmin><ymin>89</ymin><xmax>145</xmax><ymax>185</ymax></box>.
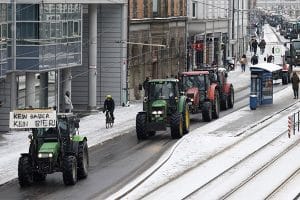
<box><xmin>149</xmin><ymin>82</ymin><xmax>176</xmax><ymax>100</ymax></box>
<box><xmin>36</xmin><ymin>128</ymin><xmax>56</xmax><ymax>137</ymax></box>
<box><xmin>182</xmin><ymin>75</ymin><xmax>205</xmax><ymax>91</ymax></box>
<box><xmin>58</xmin><ymin>121</ymin><xmax>68</xmax><ymax>135</ymax></box>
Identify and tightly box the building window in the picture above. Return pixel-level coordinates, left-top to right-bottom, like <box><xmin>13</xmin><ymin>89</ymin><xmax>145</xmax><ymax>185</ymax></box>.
<box><xmin>133</xmin><ymin>0</ymin><xmax>137</xmax><ymax>18</ymax></box>
<box><xmin>192</xmin><ymin>2</ymin><xmax>197</xmax><ymax>18</ymax></box>
<box><xmin>153</xmin><ymin>0</ymin><xmax>158</xmax><ymax>17</ymax></box>
<box><xmin>180</xmin><ymin>0</ymin><xmax>183</xmax><ymax>16</ymax></box>
<box><xmin>144</xmin><ymin>0</ymin><xmax>148</xmax><ymax>18</ymax></box>
<box><xmin>171</xmin><ymin>0</ymin><xmax>174</xmax><ymax>16</ymax></box>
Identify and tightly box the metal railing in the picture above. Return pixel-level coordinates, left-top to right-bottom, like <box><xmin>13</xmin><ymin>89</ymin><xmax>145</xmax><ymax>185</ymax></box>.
<box><xmin>288</xmin><ymin>111</ymin><xmax>300</xmax><ymax>138</ymax></box>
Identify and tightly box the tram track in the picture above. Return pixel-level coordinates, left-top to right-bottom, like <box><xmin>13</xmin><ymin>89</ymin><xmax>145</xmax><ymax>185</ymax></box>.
<box><xmin>265</xmin><ymin>167</ymin><xmax>300</xmax><ymax>199</ymax></box>
<box><xmin>112</xmin><ymin>86</ymin><xmax>298</xmax><ymax>200</ymax></box>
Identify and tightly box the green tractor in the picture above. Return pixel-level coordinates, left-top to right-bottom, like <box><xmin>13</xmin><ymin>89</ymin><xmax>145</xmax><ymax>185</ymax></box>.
<box><xmin>136</xmin><ymin>79</ymin><xmax>190</xmax><ymax>140</ymax></box>
<box><xmin>18</xmin><ymin>112</ymin><xmax>88</xmax><ymax>187</ymax></box>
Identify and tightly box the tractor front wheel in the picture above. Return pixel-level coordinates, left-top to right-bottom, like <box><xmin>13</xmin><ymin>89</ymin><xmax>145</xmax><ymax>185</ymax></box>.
<box><xmin>202</xmin><ymin>101</ymin><xmax>212</xmax><ymax>122</ymax></box>
<box><xmin>63</xmin><ymin>156</ymin><xmax>77</xmax><ymax>186</ymax></box>
<box><xmin>18</xmin><ymin>155</ymin><xmax>33</xmax><ymax>187</ymax></box>
<box><xmin>77</xmin><ymin>141</ymin><xmax>89</xmax><ymax>179</ymax></box>
<box><xmin>213</xmin><ymin>91</ymin><xmax>220</xmax><ymax>118</ymax></box>
<box><xmin>228</xmin><ymin>86</ymin><xmax>234</xmax><ymax>108</ymax></box>
<box><xmin>170</xmin><ymin>113</ymin><xmax>183</xmax><ymax>139</ymax></box>
<box><xmin>136</xmin><ymin>113</ymin><xmax>148</xmax><ymax>140</ymax></box>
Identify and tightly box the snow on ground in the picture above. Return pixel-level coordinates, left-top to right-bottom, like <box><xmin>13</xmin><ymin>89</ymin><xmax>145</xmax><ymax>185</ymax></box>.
<box><xmin>109</xmin><ymin>84</ymin><xmax>295</xmax><ymax>200</ymax></box>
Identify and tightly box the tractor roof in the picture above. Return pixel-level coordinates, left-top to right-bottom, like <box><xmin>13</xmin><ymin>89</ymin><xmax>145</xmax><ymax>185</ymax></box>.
<box><xmin>149</xmin><ymin>78</ymin><xmax>178</xmax><ymax>83</ymax></box>
<box><xmin>181</xmin><ymin>71</ymin><xmax>209</xmax><ymax>76</ymax></box>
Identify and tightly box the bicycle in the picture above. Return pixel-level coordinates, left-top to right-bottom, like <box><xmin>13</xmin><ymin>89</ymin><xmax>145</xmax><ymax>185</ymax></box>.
<box><xmin>105</xmin><ymin>110</ymin><xmax>114</xmax><ymax>128</ymax></box>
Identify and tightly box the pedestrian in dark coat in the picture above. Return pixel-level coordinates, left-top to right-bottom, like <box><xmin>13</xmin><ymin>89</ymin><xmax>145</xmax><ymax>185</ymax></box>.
<box><xmin>267</xmin><ymin>55</ymin><xmax>274</xmax><ymax>63</ymax></box>
<box><xmin>258</xmin><ymin>39</ymin><xmax>266</xmax><ymax>55</ymax></box>
<box><xmin>252</xmin><ymin>39</ymin><xmax>258</xmax><ymax>55</ymax></box>
<box><xmin>251</xmin><ymin>54</ymin><xmax>258</xmax><ymax>65</ymax></box>
<box><xmin>291</xmin><ymin>72</ymin><xmax>300</xmax><ymax>99</ymax></box>
<box><xmin>143</xmin><ymin>77</ymin><xmax>150</xmax><ymax>96</ymax></box>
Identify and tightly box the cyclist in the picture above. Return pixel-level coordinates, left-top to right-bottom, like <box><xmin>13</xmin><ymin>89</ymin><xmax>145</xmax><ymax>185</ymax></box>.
<box><xmin>103</xmin><ymin>95</ymin><xmax>115</xmax><ymax>122</ymax></box>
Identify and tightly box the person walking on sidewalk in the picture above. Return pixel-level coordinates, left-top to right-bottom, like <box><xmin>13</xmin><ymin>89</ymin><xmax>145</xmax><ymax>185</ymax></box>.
<box><xmin>258</xmin><ymin>39</ymin><xmax>266</xmax><ymax>55</ymax></box>
<box><xmin>240</xmin><ymin>54</ymin><xmax>247</xmax><ymax>72</ymax></box>
<box><xmin>252</xmin><ymin>39</ymin><xmax>258</xmax><ymax>55</ymax></box>
<box><xmin>291</xmin><ymin>72</ymin><xmax>300</xmax><ymax>99</ymax></box>
<box><xmin>251</xmin><ymin>54</ymin><xmax>258</xmax><ymax>65</ymax></box>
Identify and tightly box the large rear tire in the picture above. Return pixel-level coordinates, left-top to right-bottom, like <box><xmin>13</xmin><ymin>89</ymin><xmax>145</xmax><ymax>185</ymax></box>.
<box><xmin>63</xmin><ymin>156</ymin><xmax>77</xmax><ymax>186</ymax></box>
<box><xmin>136</xmin><ymin>113</ymin><xmax>148</xmax><ymax>140</ymax></box>
<box><xmin>18</xmin><ymin>155</ymin><xmax>33</xmax><ymax>187</ymax></box>
<box><xmin>170</xmin><ymin>113</ymin><xmax>183</xmax><ymax>139</ymax></box>
<box><xmin>202</xmin><ymin>101</ymin><xmax>212</xmax><ymax>122</ymax></box>
<box><xmin>77</xmin><ymin>141</ymin><xmax>89</xmax><ymax>179</ymax></box>
<box><xmin>228</xmin><ymin>86</ymin><xmax>234</xmax><ymax>108</ymax></box>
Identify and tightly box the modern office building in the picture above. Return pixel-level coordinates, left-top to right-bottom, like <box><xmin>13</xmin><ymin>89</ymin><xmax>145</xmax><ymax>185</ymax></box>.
<box><xmin>0</xmin><ymin>0</ymin><xmax>128</xmax><ymax>132</ymax></box>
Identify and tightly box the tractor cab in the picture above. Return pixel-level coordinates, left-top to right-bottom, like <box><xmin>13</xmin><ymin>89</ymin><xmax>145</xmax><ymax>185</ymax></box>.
<box><xmin>148</xmin><ymin>79</ymin><xmax>179</xmax><ymax>101</ymax></box>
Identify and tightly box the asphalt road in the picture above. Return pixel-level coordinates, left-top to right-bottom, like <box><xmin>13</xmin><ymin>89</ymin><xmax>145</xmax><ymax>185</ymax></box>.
<box><xmin>0</xmin><ymin>83</ymin><xmax>290</xmax><ymax>200</ymax></box>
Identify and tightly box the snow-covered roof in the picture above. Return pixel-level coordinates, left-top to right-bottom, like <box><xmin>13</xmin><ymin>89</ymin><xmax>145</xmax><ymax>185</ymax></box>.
<box><xmin>250</xmin><ymin>63</ymin><xmax>282</xmax><ymax>73</ymax></box>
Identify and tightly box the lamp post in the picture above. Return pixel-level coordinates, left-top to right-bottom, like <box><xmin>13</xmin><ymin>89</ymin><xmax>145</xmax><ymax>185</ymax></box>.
<box><xmin>10</xmin><ymin>0</ymin><xmax>17</xmax><ymax>110</ymax></box>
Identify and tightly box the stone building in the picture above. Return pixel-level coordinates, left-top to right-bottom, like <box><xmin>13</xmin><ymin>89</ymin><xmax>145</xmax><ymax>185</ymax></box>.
<box><xmin>128</xmin><ymin>0</ymin><xmax>187</xmax><ymax>100</ymax></box>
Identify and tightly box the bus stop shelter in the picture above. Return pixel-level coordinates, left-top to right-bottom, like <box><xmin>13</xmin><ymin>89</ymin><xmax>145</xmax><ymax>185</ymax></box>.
<box><xmin>249</xmin><ymin>63</ymin><xmax>282</xmax><ymax>110</ymax></box>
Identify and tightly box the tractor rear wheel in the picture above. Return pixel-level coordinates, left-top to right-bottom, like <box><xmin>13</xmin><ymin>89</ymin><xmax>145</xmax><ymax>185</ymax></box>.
<box><xmin>136</xmin><ymin>113</ymin><xmax>148</xmax><ymax>140</ymax></box>
<box><xmin>228</xmin><ymin>86</ymin><xmax>234</xmax><ymax>108</ymax></box>
<box><xmin>202</xmin><ymin>101</ymin><xmax>212</xmax><ymax>122</ymax></box>
<box><xmin>63</xmin><ymin>156</ymin><xmax>77</xmax><ymax>185</ymax></box>
<box><xmin>18</xmin><ymin>155</ymin><xmax>33</xmax><ymax>187</ymax></box>
<box><xmin>183</xmin><ymin>104</ymin><xmax>190</xmax><ymax>134</ymax></box>
<box><xmin>212</xmin><ymin>91</ymin><xmax>220</xmax><ymax>119</ymax></box>
<box><xmin>170</xmin><ymin>113</ymin><xmax>183</xmax><ymax>139</ymax></box>
<box><xmin>77</xmin><ymin>141</ymin><xmax>89</xmax><ymax>179</ymax></box>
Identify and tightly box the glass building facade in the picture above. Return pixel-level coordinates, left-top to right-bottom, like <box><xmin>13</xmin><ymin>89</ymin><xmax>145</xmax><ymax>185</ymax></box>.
<box><xmin>0</xmin><ymin>3</ymin><xmax>82</xmax><ymax>77</ymax></box>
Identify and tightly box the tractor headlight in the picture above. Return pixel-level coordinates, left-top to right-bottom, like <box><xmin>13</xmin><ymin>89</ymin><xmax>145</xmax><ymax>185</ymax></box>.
<box><xmin>157</xmin><ymin>110</ymin><xmax>163</xmax><ymax>115</ymax></box>
<box><xmin>152</xmin><ymin>110</ymin><xmax>163</xmax><ymax>115</ymax></box>
<box><xmin>190</xmin><ymin>98</ymin><xmax>194</xmax><ymax>102</ymax></box>
<box><xmin>38</xmin><ymin>153</ymin><xmax>53</xmax><ymax>158</ymax></box>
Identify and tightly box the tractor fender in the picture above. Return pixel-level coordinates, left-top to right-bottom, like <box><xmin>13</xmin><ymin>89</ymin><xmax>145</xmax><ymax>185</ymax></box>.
<box><xmin>223</xmin><ymin>83</ymin><xmax>233</xmax><ymax>95</ymax></box>
<box><xmin>178</xmin><ymin>95</ymin><xmax>187</xmax><ymax>113</ymax></box>
<box><xmin>72</xmin><ymin>137</ymin><xmax>87</xmax><ymax>156</ymax></box>
<box><xmin>207</xmin><ymin>83</ymin><xmax>218</xmax><ymax>101</ymax></box>
<box><xmin>73</xmin><ymin>135</ymin><xmax>87</xmax><ymax>143</ymax></box>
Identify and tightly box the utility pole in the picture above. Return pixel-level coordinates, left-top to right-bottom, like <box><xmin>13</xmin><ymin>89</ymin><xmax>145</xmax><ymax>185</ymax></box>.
<box><xmin>10</xmin><ymin>0</ymin><xmax>17</xmax><ymax>110</ymax></box>
<box><xmin>231</xmin><ymin>0</ymin><xmax>235</xmax><ymax>58</ymax></box>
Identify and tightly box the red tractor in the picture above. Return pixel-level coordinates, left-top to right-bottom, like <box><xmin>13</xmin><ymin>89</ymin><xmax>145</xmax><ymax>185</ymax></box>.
<box><xmin>181</xmin><ymin>70</ymin><xmax>220</xmax><ymax>122</ymax></box>
<box><xmin>201</xmin><ymin>67</ymin><xmax>234</xmax><ymax>110</ymax></box>
<box><xmin>181</xmin><ymin>67</ymin><xmax>234</xmax><ymax>122</ymax></box>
